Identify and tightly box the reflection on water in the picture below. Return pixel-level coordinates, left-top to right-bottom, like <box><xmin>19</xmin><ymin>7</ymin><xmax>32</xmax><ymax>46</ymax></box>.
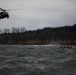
<box><xmin>0</xmin><ymin>45</ymin><xmax>76</xmax><ymax>75</ymax></box>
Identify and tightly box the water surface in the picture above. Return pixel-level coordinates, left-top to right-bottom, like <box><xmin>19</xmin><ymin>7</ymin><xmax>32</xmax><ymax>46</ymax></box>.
<box><xmin>0</xmin><ymin>45</ymin><xmax>76</xmax><ymax>75</ymax></box>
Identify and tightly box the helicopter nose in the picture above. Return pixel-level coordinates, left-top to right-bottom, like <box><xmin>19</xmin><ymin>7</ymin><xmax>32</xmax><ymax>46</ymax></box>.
<box><xmin>7</xmin><ymin>14</ymin><xmax>9</xmax><ymax>19</ymax></box>
<box><xmin>7</xmin><ymin>16</ymin><xmax>9</xmax><ymax>19</ymax></box>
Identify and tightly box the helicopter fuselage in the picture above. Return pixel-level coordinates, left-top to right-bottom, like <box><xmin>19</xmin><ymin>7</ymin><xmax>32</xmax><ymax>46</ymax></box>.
<box><xmin>0</xmin><ymin>12</ymin><xmax>9</xmax><ymax>19</ymax></box>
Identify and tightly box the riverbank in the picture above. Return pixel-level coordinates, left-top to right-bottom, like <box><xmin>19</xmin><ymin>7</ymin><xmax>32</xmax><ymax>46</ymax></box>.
<box><xmin>0</xmin><ymin>40</ymin><xmax>76</xmax><ymax>45</ymax></box>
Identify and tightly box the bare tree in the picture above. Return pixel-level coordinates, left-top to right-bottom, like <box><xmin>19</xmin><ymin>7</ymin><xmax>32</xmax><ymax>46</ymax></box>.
<box><xmin>0</xmin><ymin>29</ymin><xmax>2</xmax><ymax>34</ymax></box>
<box><xmin>12</xmin><ymin>27</ymin><xmax>21</xmax><ymax>33</ymax></box>
<box><xmin>0</xmin><ymin>29</ymin><xmax>3</xmax><ymax>43</ymax></box>
<box><xmin>20</xmin><ymin>27</ymin><xmax>26</xmax><ymax>33</ymax></box>
<box><xmin>3</xmin><ymin>29</ymin><xmax>10</xmax><ymax>33</ymax></box>
<box><xmin>20</xmin><ymin>27</ymin><xmax>27</xmax><ymax>44</ymax></box>
<box><xmin>3</xmin><ymin>28</ymin><xmax>10</xmax><ymax>43</ymax></box>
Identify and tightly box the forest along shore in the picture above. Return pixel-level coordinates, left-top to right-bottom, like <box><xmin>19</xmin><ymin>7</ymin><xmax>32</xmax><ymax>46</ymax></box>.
<box><xmin>0</xmin><ymin>24</ymin><xmax>76</xmax><ymax>45</ymax></box>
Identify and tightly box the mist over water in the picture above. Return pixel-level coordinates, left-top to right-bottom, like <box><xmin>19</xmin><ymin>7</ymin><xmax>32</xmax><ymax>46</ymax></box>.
<box><xmin>0</xmin><ymin>45</ymin><xmax>76</xmax><ymax>75</ymax></box>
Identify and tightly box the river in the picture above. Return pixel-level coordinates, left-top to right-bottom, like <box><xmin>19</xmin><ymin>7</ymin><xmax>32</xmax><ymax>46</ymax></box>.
<box><xmin>0</xmin><ymin>45</ymin><xmax>76</xmax><ymax>75</ymax></box>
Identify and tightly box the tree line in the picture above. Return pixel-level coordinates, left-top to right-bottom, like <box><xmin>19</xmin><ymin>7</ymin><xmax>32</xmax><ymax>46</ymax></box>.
<box><xmin>0</xmin><ymin>24</ymin><xmax>76</xmax><ymax>45</ymax></box>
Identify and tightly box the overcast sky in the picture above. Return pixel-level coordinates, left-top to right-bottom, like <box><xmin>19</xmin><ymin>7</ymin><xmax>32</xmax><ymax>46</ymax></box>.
<box><xmin>0</xmin><ymin>0</ymin><xmax>76</xmax><ymax>30</ymax></box>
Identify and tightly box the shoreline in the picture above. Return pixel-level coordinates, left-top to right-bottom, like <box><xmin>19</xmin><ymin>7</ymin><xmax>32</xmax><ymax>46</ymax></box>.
<box><xmin>0</xmin><ymin>42</ymin><xmax>76</xmax><ymax>46</ymax></box>
<box><xmin>0</xmin><ymin>40</ymin><xmax>76</xmax><ymax>46</ymax></box>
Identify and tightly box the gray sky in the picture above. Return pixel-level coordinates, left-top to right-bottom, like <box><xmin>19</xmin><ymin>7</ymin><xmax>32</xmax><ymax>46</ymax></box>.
<box><xmin>0</xmin><ymin>0</ymin><xmax>76</xmax><ymax>30</ymax></box>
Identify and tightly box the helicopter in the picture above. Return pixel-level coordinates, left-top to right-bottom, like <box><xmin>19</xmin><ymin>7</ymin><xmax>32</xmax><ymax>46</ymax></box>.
<box><xmin>0</xmin><ymin>8</ymin><xmax>9</xmax><ymax>19</ymax></box>
<box><xmin>0</xmin><ymin>8</ymin><xmax>22</xmax><ymax>20</ymax></box>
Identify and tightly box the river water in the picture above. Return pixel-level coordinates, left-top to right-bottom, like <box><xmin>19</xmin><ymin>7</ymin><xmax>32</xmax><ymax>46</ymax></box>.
<box><xmin>0</xmin><ymin>45</ymin><xmax>76</xmax><ymax>75</ymax></box>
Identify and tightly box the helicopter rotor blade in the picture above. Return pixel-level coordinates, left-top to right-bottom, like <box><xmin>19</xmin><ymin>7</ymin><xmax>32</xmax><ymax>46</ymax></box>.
<box><xmin>0</xmin><ymin>8</ymin><xmax>7</xmax><ymax>11</ymax></box>
<box><xmin>6</xmin><ymin>8</ymin><xmax>23</xmax><ymax>12</ymax></box>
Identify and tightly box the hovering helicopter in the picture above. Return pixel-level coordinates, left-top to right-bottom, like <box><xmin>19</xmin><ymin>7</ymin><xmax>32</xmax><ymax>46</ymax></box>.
<box><xmin>0</xmin><ymin>8</ymin><xmax>9</xmax><ymax>19</ymax></box>
<box><xmin>0</xmin><ymin>8</ymin><xmax>22</xmax><ymax>20</ymax></box>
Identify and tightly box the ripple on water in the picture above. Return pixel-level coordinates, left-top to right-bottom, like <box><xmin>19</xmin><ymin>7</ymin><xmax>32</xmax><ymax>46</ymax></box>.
<box><xmin>0</xmin><ymin>45</ymin><xmax>76</xmax><ymax>75</ymax></box>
